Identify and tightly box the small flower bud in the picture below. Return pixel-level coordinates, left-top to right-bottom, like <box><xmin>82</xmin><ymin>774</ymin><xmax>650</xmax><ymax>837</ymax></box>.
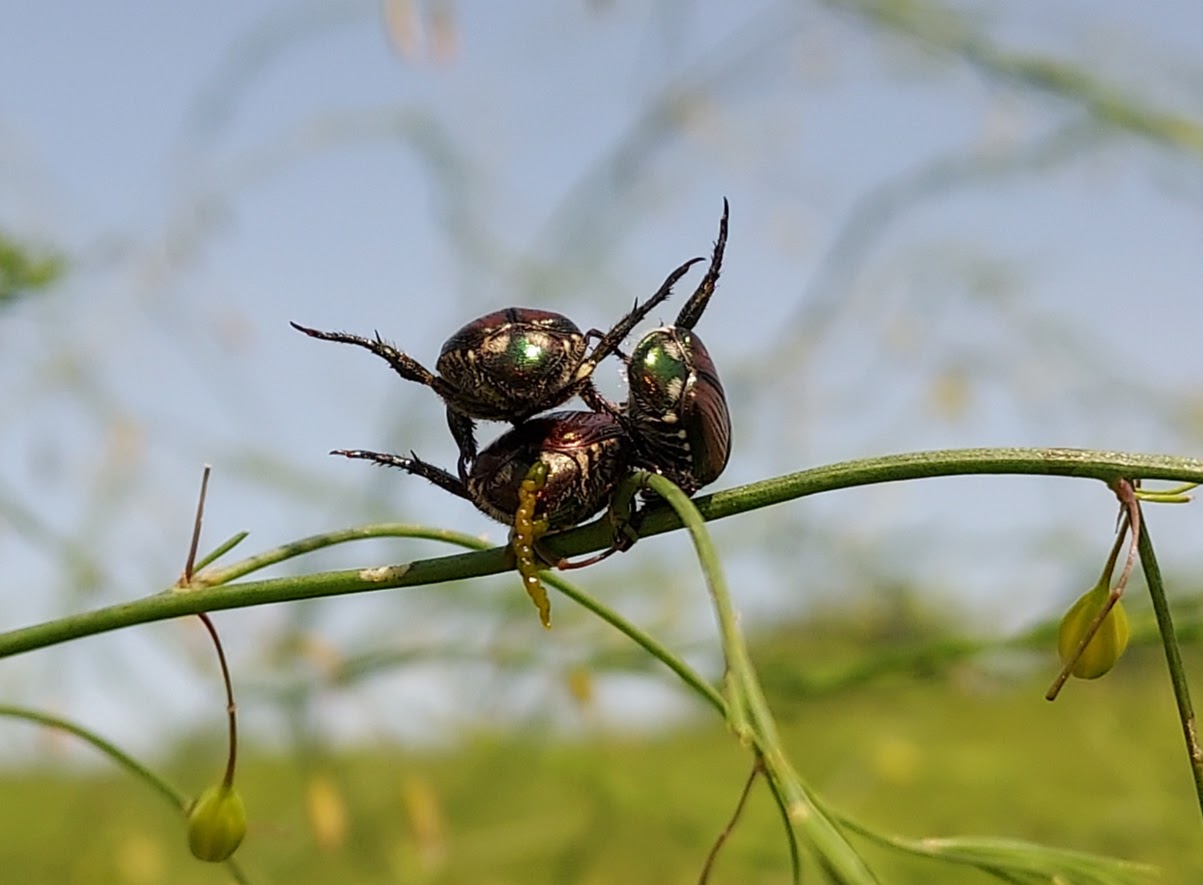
<box><xmin>187</xmin><ymin>783</ymin><xmax>247</xmax><ymax>862</ymax></box>
<box><xmin>1057</xmin><ymin>580</ymin><xmax>1130</xmax><ymax>679</ymax></box>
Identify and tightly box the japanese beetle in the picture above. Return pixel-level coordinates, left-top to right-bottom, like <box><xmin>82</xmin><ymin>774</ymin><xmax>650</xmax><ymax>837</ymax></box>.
<box><xmin>333</xmin><ymin>409</ymin><xmax>632</xmax><ymax>533</ymax></box>
<box><xmin>291</xmin><ymin>254</ymin><xmax>701</xmax><ymax>475</ymax></box>
<box><xmin>623</xmin><ymin>200</ymin><xmax>732</xmax><ymax>495</ymax></box>
<box><xmin>626</xmin><ymin>330</ymin><xmax>730</xmax><ymax>494</ymax></box>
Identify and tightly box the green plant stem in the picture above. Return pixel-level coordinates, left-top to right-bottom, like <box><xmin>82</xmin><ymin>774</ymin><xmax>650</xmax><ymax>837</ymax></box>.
<box><xmin>833</xmin><ymin>813</ymin><xmax>1156</xmax><ymax>884</ymax></box>
<box><xmin>0</xmin><ymin>704</ymin><xmax>188</xmax><ymax>811</ymax></box>
<box><xmin>1136</xmin><ymin>511</ymin><xmax>1203</xmax><ymax>819</ymax></box>
<box><xmin>0</xmin><ymin>533</ymin><xmax>508</xmax><ymax>659</ymax></box>
<box><xmin>540</xmin><ymin>569</ymin><xmax>727</xmax><ymax>716</ymax></box>
<box><xmin>3</xmin><ymin>448</ymin><xmax>1202</xmax><ymax>661</ymax></box>
<box><xmin>194</xmin><ymin>524</ymin><xmax>487</xmax><ymax>586</ymax></box>
<box><xmin>643</xmin><ymin>472</ymin><xmax>876</xmax><ymax>884</ymax></box>
<box><xmin>594</xmin><ymin>448</ymin><xmax>1203</xmax><ymax>560</ymax></box>
<box><xmin>193</xmin><ymin>531</ymin><xmax>249</xmax><ymax>572</ymax></box>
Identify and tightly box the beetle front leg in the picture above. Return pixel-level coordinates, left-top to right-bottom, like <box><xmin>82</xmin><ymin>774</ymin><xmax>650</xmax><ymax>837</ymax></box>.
<box><xmin>675</xmin><ymin>198</ymin><xmax>729</xmax><ymax>331</ymax></box>
<box><xmin>575</xmin><ymin>255</ymin><xmax>704</xmax><ymax>384</ymax></box>
<box><xmin>291</xmin><ymin>322</ymin><xmax>458</xmax><ymax>400</ymax></box>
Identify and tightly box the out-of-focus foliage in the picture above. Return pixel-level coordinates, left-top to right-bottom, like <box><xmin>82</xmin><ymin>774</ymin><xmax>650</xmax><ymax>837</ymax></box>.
<box><xmin>0</xmin><ymin>231</ymin><xmax>63</xmax><ymax>305</ymax></box>
<box><xmin>1</xmin><ymin>605</ymin><xmax>1199</xmax><ymax>883</ymax></box>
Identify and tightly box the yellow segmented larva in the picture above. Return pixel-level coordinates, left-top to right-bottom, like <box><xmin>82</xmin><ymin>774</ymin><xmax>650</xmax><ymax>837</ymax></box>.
<box><xmin>513</xmin><ymin>460</ymin><xmax>552</xmax><ymax>628</ymax></box>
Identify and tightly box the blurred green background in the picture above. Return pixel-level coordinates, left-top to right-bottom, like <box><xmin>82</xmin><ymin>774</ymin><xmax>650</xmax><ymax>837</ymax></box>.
<box><xmin>6</xmin><ymin>600</ymin><xmax>1203</xmax><ymax>882</ymax></box>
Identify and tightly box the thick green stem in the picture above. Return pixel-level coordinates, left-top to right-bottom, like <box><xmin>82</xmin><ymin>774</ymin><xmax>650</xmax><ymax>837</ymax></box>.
<box><xmin>2</xmin><ymin>448</ymin><xmax>1202</xmax><ymax>662</ymax></box>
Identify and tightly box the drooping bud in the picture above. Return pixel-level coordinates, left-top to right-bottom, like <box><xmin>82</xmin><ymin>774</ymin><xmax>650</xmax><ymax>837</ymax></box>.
<box><xmin>187</xmin><ymin>783</ymin><xmax>247</xmax><ymax>862</ymax></box>
<box><xmin>1057</xmin><ymin>580</ymin><xmax>1130</xmax><ymax>679</ymax></box>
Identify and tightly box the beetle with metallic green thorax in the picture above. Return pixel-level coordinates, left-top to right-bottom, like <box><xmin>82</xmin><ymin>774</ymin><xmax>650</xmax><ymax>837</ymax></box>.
<box><xmin>622</xmin><ymin>199</ymin><xmax>732</xmax><ymax>496</ymax></box>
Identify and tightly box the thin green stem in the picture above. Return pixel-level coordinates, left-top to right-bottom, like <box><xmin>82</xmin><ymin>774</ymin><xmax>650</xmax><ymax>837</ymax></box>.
<box><xmin>540</xmin><ymin>568</ymin><xmax>727</xmax><ymax>716</ymax></box>
<box><xmin>1136</xmin><ymin>512</ymin><xmax>1203</xmax><ymax>819</ymax></box>
<box><xmin>643</xmin><ymin>474</ymin><xmax>754</xmax><ymax>738</ymax></box>
<box><xmin>193</xmin><ymin>531</ymin><xmax>250</xmax><ymax>572</ymax></box>
<box><xmin>194</xmin><ymin>524</ymin><xmax>489</xmax><ymax>586</ymax></box>
<box><xmin>0</xmin><ymin>704</ymin><xmax>188</xmax><ymax>811</ymax></box>
<box><xmin>643</xmin><ymin>472</ymin><xmax>875</xmax><ymax>884</ymax></box>
<box><xmin>1134</xmin><ymin>481</ymin><xmax>1197</xmax><ymax>504</ymax></box>
<box><xmin>576</xmin><ymin>447</ymin><xmax>1203</xmax><ymax>560</ymax></box>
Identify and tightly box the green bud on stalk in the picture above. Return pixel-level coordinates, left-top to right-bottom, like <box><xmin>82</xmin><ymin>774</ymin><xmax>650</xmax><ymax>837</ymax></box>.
<box><xmin>1057</xmin><ymin>580</ymin><xmax>1130</xmax><ymax>680</ymax></box>
<box><xmin>187</xmin><ymin>783</ymin><xmax>247</xmax><ymax>862</ymax></box>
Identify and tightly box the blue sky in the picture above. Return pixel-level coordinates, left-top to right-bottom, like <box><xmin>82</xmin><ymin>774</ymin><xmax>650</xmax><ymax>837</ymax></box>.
<box><xmin>3</xmin><ymin>0</ymin><xmax>1203</xmax><ymax>756</ymax></box>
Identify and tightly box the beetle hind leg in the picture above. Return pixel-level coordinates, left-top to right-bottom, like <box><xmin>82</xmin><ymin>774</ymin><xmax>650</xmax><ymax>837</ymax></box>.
<box><xmin>331</xmin><ymin>448</ymin><xmax>468</xmax><ymax>500</ymax></box>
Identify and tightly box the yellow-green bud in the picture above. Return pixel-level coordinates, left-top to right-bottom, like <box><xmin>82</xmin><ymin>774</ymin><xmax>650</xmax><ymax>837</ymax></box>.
<box><xmin>187</xmin><ymin>783</ymin><xmax>247</xmax><ymax>862</ymax></box>
<box><xmin>1057</xmin><ymin>581</ymin><xmax>1130</xmax><ymax>679</ymax></box>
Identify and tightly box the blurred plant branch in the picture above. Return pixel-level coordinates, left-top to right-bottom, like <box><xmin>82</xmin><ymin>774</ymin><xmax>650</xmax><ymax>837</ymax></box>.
<box><xmin>831</xmin><ymin>0</ymin><xmax>1203</xmax><ymax>158</ymax></box>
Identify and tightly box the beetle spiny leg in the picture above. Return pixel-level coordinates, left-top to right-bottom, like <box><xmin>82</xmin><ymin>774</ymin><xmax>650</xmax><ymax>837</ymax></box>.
<box><xmin>577</xmin><ymin>255</ymin><xmax>704</xmax><ymax>380</ymax></box>
<box><xmin>579</xmin><ymin>383</ymin><xmax>624</xmax><ymax>419</ymax></box>
<box><xmin>331</xmin><ymin>448</ymin><xmax>468</xmax><ymax>499</ymax></box>
<box><xmin>582</xmin><ymin>333</ymin><xmax>631</xmax><ymax>364</ymax></box>
<box><xmin>291</xmin><ymin>322</ymin><xmax>457</xmax><ymax>399</ymax></box>
<box><xmin>675</xmin><ymin>198</ymin><xmax>728</xmax><ymax>331</ymax></box>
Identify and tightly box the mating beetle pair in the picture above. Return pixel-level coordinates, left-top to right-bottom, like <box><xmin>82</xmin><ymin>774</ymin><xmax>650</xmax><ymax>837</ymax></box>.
<box><xmin>292</xmin><ymin>246</ymin><xmax>701</xmax><ymax>480</ymax></box>
<box><xmin>294</xmin><ymin>201</ymin><xmax>732</xmax><ymax>617</ymax></box>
